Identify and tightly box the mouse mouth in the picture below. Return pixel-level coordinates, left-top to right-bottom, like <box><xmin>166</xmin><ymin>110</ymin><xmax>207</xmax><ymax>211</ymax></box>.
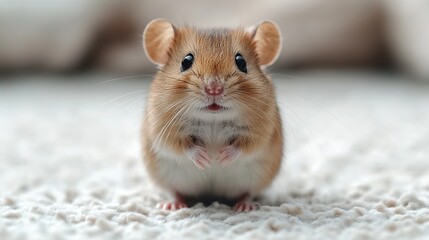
<box><xmin>206</xmin><ymin>103</ymin><xmax>224</xmax><ymax>112</ymax></box>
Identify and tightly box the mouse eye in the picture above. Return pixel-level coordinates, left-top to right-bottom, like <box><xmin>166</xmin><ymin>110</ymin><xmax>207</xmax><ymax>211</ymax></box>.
<box><xmin>181</xmin><ymin>53</ymin><xmax>194</xmax><ymax>72</ymax></box>
<box><xmin>235</xmin><ymin>53</ymin><xmax>247</xmax><ymax>73</ymax></box>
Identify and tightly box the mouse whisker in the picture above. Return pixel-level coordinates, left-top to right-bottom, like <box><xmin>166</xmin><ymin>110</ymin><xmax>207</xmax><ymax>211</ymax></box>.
<box><xmin>97</xmin><ymin>74</ymin><xmax>155</xmax><ymax>85</ymax></box>
<box><xmin>151</xmin><ymin>98</ymin><xmax>195</xmax><ymax>151</ymax></box>
<box><xmin>277</xmin><ymin>102</ymin><xmax>324</xmax><ymax>155</ymax></box>
<box><xmin>123</xmin><ymin>96</ymin><xmax>145</xmax><ymax>111</ymax></box>
<box><xmin>279</xmin><ymin>90</ymin><xmax>353</xmax><ymax>135</ymax></box>
<box><xmin>226</xmin><ymin>79</ymin><xmax>247</xmax><ymax>89</ymax></box>
<box><xmin>99</xmin><ymin>89</ymin><xmax>147</xmax><ymax>108</ymax></box>
<box><xmin>162</xmin><ymin>75</ymin><xmax>201</xmax><ymax>89</ymax></box>
<box><xmin>241</xmin><ymin>90</ymin><xmax>324</xmax><ymax>153</ymax></box>
<box><xmin>144</xmin><ymin>100</ymin><xmax>185</xmax><ymax>129</ymax></box>
<box><xmin>162</xmin><ymin>99</ymin><xmax>197</xmax><ymax>148</ymax></box>
<box><xmin>151</xmin><ymin>104</ymin><xmax>187</xmax><ymax>151</ymax></box>
<box><xmin>231</xmin><ymin>96</ymin><xmax>282</xmax><ymax>138</ymax></box>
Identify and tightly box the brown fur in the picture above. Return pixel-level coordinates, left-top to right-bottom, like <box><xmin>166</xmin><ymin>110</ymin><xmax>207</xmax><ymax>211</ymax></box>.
<box><xmin>142</xmin><ymin>19</ymin><xmax>283</xmax><ymax>202</ymax></box>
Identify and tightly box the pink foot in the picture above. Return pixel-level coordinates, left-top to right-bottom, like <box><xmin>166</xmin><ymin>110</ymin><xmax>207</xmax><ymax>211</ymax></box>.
<box><xmin>156</xmin><ymin>201</ymin><xmax>188</xmax><ymax>210</ymax></box>
<box><xmin>233</xmin><ymin>201</ymin><xmax>257</xmax><ymax>212</ymax></box>
<box><xmin>186</xmin><ymin>145</ymin><xmax>211</xmax><ymax>169</ymax></box>
<box><xmin>217</xmin><ymin>145</ymin><xmax>240</xmax><ymax>166</ymax></box>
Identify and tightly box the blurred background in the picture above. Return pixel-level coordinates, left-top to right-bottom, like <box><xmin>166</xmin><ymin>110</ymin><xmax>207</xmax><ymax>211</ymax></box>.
<box><xmin>1</xmin><ymin>1</ymin><xmax>429</xmax><ymax>238</ymax></box>
<box><xmin>0</xmin><ymin>0</ymin><xmax>428</xmax><ymax>77</ymax></box>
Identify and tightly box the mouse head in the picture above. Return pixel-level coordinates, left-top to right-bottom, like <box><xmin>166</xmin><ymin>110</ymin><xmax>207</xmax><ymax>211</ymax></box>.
<box><xmin>143</xmin><ymin>19</ymin><xmax>281</xmax><ymax>120</ymax></box>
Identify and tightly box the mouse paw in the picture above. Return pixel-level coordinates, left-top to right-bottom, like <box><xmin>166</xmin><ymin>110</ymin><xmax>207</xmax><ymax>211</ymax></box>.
<box><xmin>156</xmin><ymin>201</ymin><xmax>188</xmax><ymax>211</ymax></box>
<box><xmin>233</xmin><ymin>201</ymin><xmax>257</xmax><ymax>212</ymax></box>
<box><xmin>186</xmin><ymin>146</ymin><xmax>211</xmax><ymax>170</ymax></box>
<box><xmin>217</xmin><ymin>145</ymin><xmax>240</xmax><ymax>166</ymax></box>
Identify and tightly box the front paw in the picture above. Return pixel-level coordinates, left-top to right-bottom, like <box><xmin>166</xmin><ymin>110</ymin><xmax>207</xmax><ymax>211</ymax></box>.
<box><xmin>216</xmin><ymin>145</ymin><xmax>240</xmax><ymax>166</ymax></box>
<box><xmin>186</xmin><ymin>145</ymin><xmax>211</xmax><ymax>170</ymax></box>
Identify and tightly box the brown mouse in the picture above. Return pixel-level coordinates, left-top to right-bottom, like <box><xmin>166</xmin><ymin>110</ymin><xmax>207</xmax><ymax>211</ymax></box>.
<box><xmin>141</xmin><ymin>19</ymin><xmax>283</xmax><ymax>212</ymax></box>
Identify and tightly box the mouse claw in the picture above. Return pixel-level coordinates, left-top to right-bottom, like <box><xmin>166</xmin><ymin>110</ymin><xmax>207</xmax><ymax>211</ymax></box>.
<box><xmin>233</xmin><ymin>201</ymin><xmax>257</xmax><ymax>212</ymax></box>
<box><xmin>217</xmin><ymin>145</ymin><xmax>240</xmax><ymax>166</ymax></box>
<box><xmin>156</xmin><ymin>201</ymin><xmax>188</xmax><ymax>211</ymax></box>
<box><xmin>186</xmin><ymin>145</ymin><xmax>211</xmax><ymax>170</ymax></box>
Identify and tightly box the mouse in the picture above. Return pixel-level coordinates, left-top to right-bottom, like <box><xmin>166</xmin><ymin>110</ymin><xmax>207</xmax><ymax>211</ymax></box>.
<box><xmin>141</xmin><ymin>19</ymin><xmax>283</xmax><ymax>212</ymax></box>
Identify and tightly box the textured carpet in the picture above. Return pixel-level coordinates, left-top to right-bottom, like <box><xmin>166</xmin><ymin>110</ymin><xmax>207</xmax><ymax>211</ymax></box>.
<box><xmin>1</xmin><ymin>71</ymin><xmax>429</xmax><ymax>240</ymax></box>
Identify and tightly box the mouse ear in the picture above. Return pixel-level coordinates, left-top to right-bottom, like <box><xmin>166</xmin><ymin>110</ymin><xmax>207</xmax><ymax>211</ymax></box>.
<box><xmin>248</xmin><ymin>21</ymin><xmax>282</xmax><ymax>66</ymax></box>
<box><xmin>143</xmin><ymin>19</ymin><xmax>175</xmax><ymax>65</ymax></box>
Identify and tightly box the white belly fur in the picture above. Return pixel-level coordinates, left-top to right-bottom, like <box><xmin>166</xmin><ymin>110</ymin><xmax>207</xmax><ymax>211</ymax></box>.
<box><xmin>154</xmin><ymin>147</ymin><xmax>266</xmax><ymax>199</ymax></box>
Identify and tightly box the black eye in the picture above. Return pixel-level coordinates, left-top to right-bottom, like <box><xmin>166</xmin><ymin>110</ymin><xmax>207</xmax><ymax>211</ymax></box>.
<box><xmin>235</xmin><ymin>53</ymin><xmax>247</xmax><ymax>73</ymax></box>
<box><xmin>181</xmin><ymin>53</ymin><xmax>194</xmax><ymax>72</ymax></box>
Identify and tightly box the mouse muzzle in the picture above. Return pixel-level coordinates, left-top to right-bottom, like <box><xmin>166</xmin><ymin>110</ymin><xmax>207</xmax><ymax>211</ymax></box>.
<box><xmin>204</xmin><ymin>81</ymin><xmax>224</xmax><ymax>96</ymax></box>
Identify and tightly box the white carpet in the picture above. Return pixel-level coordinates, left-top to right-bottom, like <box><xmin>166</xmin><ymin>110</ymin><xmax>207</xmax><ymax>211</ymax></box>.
<box><xmin>1</xmin><ymin>71</ymin><xmax>429</xmax><ymax>240</ymax></box>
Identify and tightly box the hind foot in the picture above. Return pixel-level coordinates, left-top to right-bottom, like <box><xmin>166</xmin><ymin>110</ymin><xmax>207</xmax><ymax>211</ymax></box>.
<box><xmin>156</xmin><ymin>201</ymin><xmax>187</xmax><ymax>210</ymax></box>
<box><xmin>233</xmin><ymin>201</ymin><xmax>257</xmax><ymax>212</ymax></box>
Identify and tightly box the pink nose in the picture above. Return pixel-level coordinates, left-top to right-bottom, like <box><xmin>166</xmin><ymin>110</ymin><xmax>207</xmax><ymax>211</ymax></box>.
<box><xmin>205</xmin><ymin>83</ymin><xmax>224</xmax><ymax>96</ymax></box>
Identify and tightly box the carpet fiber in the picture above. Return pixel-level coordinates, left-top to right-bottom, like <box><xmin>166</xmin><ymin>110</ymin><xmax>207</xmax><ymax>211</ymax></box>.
<box><xmin>1</xmin><ymin>71</ymin><xmax>429</xmax><ymax>239</ymax></box>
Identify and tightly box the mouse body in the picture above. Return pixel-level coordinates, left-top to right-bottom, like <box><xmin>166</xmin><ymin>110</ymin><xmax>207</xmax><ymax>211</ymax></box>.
<box><xmin>141</xmin><ymin>19</ymin><xmax>283</xmax><ymax>211</ymax></box>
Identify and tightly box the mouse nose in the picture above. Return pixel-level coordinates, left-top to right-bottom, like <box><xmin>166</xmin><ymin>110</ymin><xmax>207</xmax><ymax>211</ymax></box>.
<box><xmin>204</xmin><ymin>83</ymin><xmax>224</xmax><ymax>96</ymax></box>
